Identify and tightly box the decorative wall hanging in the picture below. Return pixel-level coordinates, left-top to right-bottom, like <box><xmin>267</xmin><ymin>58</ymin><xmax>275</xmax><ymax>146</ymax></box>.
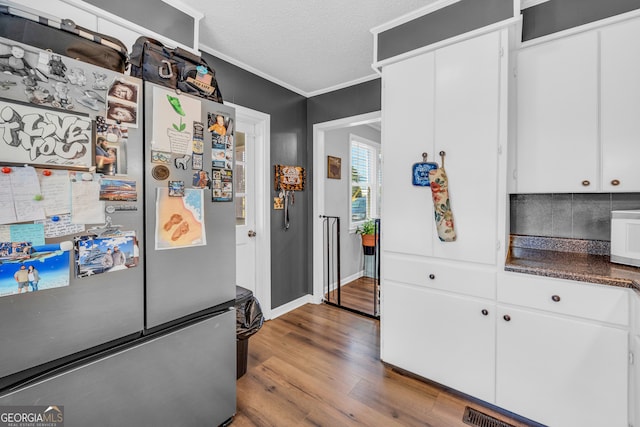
<box><xmin>274</xmin><ymin>165</ymin><xmax>305</xmax><ymax>230</ymax></box>
<box><xmin>0</xmin><ymin>98</ymin><xmax>93</xmax><ymax>169</ymax></box>
<box><xmin>412</xmin><ymin>152</ymin><xmax>438</xmax><ymax>186</ymax></box>
<box><xmin>274</xmin><ymin>165</ymin><xmax>305</xmax><ymax>191</ymax></box>
<box><xmin>327</xmin><ymin>156</ymin><xmax>341</xmax><ymax>179</ymax></box>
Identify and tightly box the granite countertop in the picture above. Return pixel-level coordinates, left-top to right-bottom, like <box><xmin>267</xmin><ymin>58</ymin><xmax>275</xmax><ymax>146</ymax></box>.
<box><xmin>505</xmin><ymin>235</ymin><xmax>640</xmax><ymax>292</ymax></box>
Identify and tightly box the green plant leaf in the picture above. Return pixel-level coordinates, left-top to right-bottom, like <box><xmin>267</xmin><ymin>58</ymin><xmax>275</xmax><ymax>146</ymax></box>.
<box><xmin>173</xmin><ymin>124</ymin><xmax>180</xmax><ymax>131</ymax></box>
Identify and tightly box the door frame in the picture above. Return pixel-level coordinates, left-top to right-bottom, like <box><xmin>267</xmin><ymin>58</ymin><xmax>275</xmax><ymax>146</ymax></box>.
<box><xmin>226</xmin><ymin>102</ymin><xmax>272</xmax><ymax>320</ymax></box>
<box><xmin>312</xmin><ymin>111</ymin><xmax>381</xmax><ymax>302</ymax></box>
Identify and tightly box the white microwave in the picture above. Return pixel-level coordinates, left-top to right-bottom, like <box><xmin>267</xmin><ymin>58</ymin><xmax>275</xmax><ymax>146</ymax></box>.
<box><xmin>611</xmin><ymin>210</ymin><xmax>640</xmax><ymax>267</ymax></box>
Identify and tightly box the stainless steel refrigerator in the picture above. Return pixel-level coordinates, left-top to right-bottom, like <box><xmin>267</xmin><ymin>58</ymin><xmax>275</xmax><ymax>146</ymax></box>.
<box><xmin>0</xmin><ymin>38</ymin><xmax>236</xmax><ymax>427</ymax></box>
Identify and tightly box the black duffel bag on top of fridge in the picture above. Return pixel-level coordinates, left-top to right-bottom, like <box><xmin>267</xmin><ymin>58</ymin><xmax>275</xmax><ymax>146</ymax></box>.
<box><xmin>129</xmin><ymin>36</ymin><xmax>223</xmax><ymax>104</ymax></box>
<box><xmin>0</xmin><ymin>4</ymin><xmax>129</xmax><ymax>73</ymax></box>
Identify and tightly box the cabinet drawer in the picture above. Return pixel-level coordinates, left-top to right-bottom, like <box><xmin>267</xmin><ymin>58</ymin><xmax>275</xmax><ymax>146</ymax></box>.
<box><xmin>383</xmin><ymin>253</ymin><xmax>495</xmax><ymax>299</ymax></box>
<box><xmin>498</xmin><ymin>272</ymin><xmax>629</xmax><ymax>326</ymax></box>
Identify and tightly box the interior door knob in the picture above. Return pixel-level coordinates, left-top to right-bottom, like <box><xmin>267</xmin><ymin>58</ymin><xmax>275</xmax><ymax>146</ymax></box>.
<box><xmin>247</xmin><ymin>230</ymin><xmax>257</xmax><ymax>237</ymax></box>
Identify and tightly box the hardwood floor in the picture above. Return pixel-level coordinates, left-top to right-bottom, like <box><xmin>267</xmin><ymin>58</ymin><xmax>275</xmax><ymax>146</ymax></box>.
<box><xmin>325</xmin><ymin>277</ymin><xmax>379</xmax><ymax>317</ymax></box>
<box><xmin>233</xmin><ymin>303</ymin><xmax>536</xmax><ymax>427</ymax></box>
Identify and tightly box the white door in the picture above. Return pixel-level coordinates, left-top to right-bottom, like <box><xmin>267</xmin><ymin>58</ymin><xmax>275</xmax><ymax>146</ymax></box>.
<box><xmin>235</xmin><ymin>121</ymin><xmax>257</xmax><ymax>294</ymax></box>
<box><xmin>231</xmin><ymin>104</ymin><xmax>271</xmax><ymax>318</ymax></box>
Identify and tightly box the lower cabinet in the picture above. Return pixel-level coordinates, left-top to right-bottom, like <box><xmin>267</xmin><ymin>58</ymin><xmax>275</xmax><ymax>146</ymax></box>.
<box><xmin>381</xmin><ymin>269</ymin><xmax>632</xmax><ymax>426</ymax></box>
<box><xmin>495</xmin><ymin>305</ymin><xmax>628</xmax><ymax>427</ymax></box>
<box><xmin>381</xmin><ymin>281</ymin><xmax>495</xmax><ymax>403</ymax></box>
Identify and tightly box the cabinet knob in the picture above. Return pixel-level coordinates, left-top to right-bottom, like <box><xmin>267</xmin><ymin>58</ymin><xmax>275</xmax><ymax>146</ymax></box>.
<box><xmin>503</xmin><ymin>314</ymin><xmax>511</xmax><ymax>322</ymax></box>
<box><xmin>481</xmin><ymin>309</ymin><xmax>489</xmax><ymax>316</ymax></box>
<box><xmin>551</xmin><ymin>295</ymin><xmax>561</xmax><ymax>302</ymax></box>
<box><xmin>611</xmin><ymin>179</ymin><xmax>620</xmax><ymax>186</ymax></box>
<box><xmin>581</xmin><ymin>180</ymin><xmax>590</xmax><ymax>186</ymax></box>
<box><xmin>428</xmin><ymin>274</ymin><xmax>435</xmax><ymax>280</ymax></box>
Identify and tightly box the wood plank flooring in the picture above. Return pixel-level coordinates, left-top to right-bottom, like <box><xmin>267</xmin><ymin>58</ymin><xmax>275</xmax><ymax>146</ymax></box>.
<box><xmin>325</xmin><ymin>277</ymin><xmax>379</xmax><ymax>317</ymax></box>
<box><xmin>233</xmin><ymin>303</ymin><xmax>536</xmax><ymax>427</ymax></box>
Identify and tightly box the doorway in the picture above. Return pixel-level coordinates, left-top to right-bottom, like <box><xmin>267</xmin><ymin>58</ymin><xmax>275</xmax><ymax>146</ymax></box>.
<box><xmin>312</xmin><ymin>111</ymin><xmax>381</xmax><ymax>318</ymax></box>
<box><xmin>229</xmin><ymin>103</ymin><xmax>272</xmax><ymax>320</ymax></box>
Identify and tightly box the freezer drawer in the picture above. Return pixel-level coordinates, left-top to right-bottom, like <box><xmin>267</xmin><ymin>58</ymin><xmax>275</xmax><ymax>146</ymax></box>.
<box><xmin>0</xmin><ymin>309</ymin><xmax>236</xmax><ymax>427</ymax></box>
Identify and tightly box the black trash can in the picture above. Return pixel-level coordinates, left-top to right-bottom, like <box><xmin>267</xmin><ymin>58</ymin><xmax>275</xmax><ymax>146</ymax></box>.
<box><xmin>235</xmin><ymin>286</ymin><xmax>264</xmax><ymax>379</ymax></box>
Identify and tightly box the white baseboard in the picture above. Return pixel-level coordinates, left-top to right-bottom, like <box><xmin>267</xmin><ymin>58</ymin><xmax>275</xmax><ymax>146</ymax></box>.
<box><xmin>269</xmin><ymin>294</ymin><xmax>314</xmax><ymax>319</ymax></box>
<box><xmin>327</xmin><ymin>270</ymin><xmax>364</xmax><ymax>292</ymax></box>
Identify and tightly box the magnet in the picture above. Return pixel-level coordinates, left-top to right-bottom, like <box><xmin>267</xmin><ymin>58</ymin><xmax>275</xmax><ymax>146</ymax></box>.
<box><xmin>43</xmin><ymin>169</ymin><xmax>52</xmax><ymax>176</ymax></box>
<box><xmin>174</xmin><ymin>155</ymin><xmax>190</xmax><ymax>170</ymax></box>
<box><xmin>81</xmin><ymin>172</ymin><xmax>93</xmax><ymax>181</ymax></box>
<box><xmin>152</xmin><ymin>165</ymin><xmax>170</xmax><ymax>181</ymax></box>
<box><xmin>34</xmin><ymin>194</ymin><xmax>43</xmax><ymax>201</ymax></box>
<box><xmin>1</xmin><ymin>167</ymin><xmax>11</xmax><ymax>174</ymax></box>
<box><xmin>51</xmin><ymin>216</ymin><xmax>60</xmax><ymax>222</ymax></box>
<box><xmin>105</xmin><ymin>205</ymin><xmax>116</xmax><ymax>214</ymax></box>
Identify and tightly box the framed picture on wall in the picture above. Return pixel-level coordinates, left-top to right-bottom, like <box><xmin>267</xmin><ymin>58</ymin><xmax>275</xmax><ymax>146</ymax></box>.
<box><xmin>327</xmin><ymin>156</ymin><xmax>341</xmax><ymax>179</ymax></box>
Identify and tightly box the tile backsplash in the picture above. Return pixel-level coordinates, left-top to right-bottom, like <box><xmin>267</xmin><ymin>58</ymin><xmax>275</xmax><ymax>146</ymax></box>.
<box><xmin>510</xmin><ymin>193</ymin><xmax>640</xmax><ymax>241</ymax></box>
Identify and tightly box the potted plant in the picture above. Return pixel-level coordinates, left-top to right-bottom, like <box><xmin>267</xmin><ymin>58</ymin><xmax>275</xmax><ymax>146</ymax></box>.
<box><xmin>356</xmin><ymin>219</ymin><xmax>378</xmax><ymax>254</ymax></box>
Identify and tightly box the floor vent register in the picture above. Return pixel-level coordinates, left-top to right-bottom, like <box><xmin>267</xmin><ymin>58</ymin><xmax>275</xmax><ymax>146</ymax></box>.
<box><xmin>462</xmin><ymin>406</ymin><xmax>516</xmax><ymax>427</ymax></box>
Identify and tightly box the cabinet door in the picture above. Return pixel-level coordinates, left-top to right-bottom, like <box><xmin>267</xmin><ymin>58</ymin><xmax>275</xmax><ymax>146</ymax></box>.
<box><xmin>496</xmin><ymin>306</ymin><xmax>628</xmax><ymax>427</ymax></box>
<box><xmin>381</xmin><ymin>52</ymin><xmax>435</xmax><ymax>256</ymax></box>
<box><xmin>381</xmin><ymin>282</ymin><xmax>495</xmax><ymax>402</ymax></box>
<box><xmin>433</xmin><ymin>31</ymin><xmax>501</xmax><ymax>264</ymax></box>
<box><xmin>516</xmin><ymin>32</ymin><xmax>599</xmax><ymax>193</ymax></box>
<box><xmin>601</xmin><ymin>18</ymin><xmax>640</xmax><ymax>192</ymax></box>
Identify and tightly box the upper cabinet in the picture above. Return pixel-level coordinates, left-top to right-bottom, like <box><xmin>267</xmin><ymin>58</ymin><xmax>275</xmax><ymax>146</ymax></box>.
<box><xmin>381</xmin><ymin>30</ymin><xmax>504</xmax><ymax>265</ymax></box>
<box><xmin>515</xmin><ymin>17</ymin><xmax>640</xmax><ymax>193</ymax></box>
<box><xmin>600</xmin><ymin>18</ymin><xmax>640</xmax><ymax>192</ymax></box>
<box><xmin>516</xmin><ymin>32</ymin><xmax>599</xmax><ymax>193</ymax></box>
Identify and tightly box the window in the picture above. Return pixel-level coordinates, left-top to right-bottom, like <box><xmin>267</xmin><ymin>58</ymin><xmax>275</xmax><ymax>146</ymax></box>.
<box><xmin>350</xmin><ymin>134</ymin><xmax>380</xmax><ymax>230</ymax></box>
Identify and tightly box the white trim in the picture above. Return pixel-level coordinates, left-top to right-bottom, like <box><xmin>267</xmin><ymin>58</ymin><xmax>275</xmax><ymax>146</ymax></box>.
<box><xmin>269</xmin><ymin>295</ymin><xmax>316</xmax><ymax>319</ymax></box>
<box><xmin>305</xmin><ymin>74</ymin><xmax>380</xmax><ymax>98</ymax></box>
<box><xmin>370</xmin><ymin>0</ymin><xmax>463</xmax><ymax>35</ymax></box>
<box><xmin>313</xmin><ymin>111</ymin><xmax>381</xmax><ymax>303</ymax></box>
<box><xmin>519</xmin><ymin>7</ymin><xmax>640</xmax><ymax>49</ymax></box>
<box><xmin>199</xmin><ymin>43</ymin><xmax>308</xmax><ymax>97</ymax></box>
<box><xmin>200</xmin><ymin>44</ymin><xmax>381</xmax><ymax>98</ymax></box>
<box><xmin>224</xmin><ymin>102</ymin><xmax>272</xmax><ymax>321</ymax></box>
<box><xmin>520</xmin><ymin>0</ymin><xmax>550</xmax><ymax>9</ymax></box>
<box><xmin>160</xmin><ymin>0</ymin><xmax>204</xmax><ymax>20</ymax></box>
<box><xmin>373</xmin><ymin>17</ymin><xmax>521</xmax><ymax>71</ymax></box>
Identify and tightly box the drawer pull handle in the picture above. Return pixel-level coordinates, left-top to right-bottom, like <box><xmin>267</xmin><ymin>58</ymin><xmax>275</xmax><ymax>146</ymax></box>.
<box><xmin>429</xmin><ymin>274</ymin><xmax>435</xmax><ymax>280</ymax></box>
<box><xmin>503</xmin><ymin>314</ymin><xmax>511</xmax><ymax>322</ymax></box>
<box><xmin>581</xmin><ymin>180</ymin><xmax>590</xmax><ymax>186</ymax></box>
<box><xmin>481</xmin><ymin>309</ymin><xmax>489</xmax><ymax>316</ymax></box>
<box><xmin>611</xmin><ymin>179</ymin><xmax>620</xmax><ymax>186</ymax></box>
<box><xmin>551</xmin><ymin>295</ymin><xmax>561</xmax><ymax>302</ymax></box>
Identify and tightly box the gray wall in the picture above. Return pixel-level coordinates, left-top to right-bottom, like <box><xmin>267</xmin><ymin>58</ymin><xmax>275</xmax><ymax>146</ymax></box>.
<box><xmin>324</xmin><ymin>125</ymin><xmax>381</xmax><ymax>280</ymax></box>
<box><xmin>84</xmin><ymin>0</ymin><xmax>195</xmax><ymax>47</ymax></box>
<box><xmin>201</xmin><ymin>53</ymin><xmax>308</xmax><ymax>309</ymax></box>
<box><xmin>307</xmin><ymin>79</ymin><xmax>382</xmax><ymax>294</ymax></box>
<box><xmin>522</xmin><ymin>0</ymin><xmax>640</xmax><ymax>40</ymax></box>
<box><xmin>377</xmin><ymin>0</ymin><xmax>513</xmax><ymax>61</ymax></box>
<box><xmin>510</xmin><ymin>193</ymin><xmax>640</xmax><ymax>241</ymax></box>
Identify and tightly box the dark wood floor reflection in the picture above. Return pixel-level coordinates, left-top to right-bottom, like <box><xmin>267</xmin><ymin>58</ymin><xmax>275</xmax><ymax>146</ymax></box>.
<box><xmin>325</xmin><ymin>276</ymin><xmax>378</xmax><ymax>316</ymax></box>
<box><xmin>233</xmin><ymin>303</ymin><xmax>535</xmax><ymax>427</ymax></box>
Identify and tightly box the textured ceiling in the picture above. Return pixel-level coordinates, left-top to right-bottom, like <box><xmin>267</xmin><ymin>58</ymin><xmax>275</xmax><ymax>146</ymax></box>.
<box><xmin>180</xmin><ymin>0</ymin><xmax>437</xmax><ymax>96</ymax></box>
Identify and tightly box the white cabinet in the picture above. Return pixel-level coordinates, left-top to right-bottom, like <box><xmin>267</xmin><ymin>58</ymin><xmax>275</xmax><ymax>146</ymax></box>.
<box><xmin>382</xmin><ymin>281</ymin><xmax>495</xmax><ymax>402</ymax></box>
<box><xmin>515</xmin><ymin>16</ymin><xmax>640</xmax><ymax>193</ymax></box>
<box><xmin>496</xmin><ymin>273</ymin><xmax>630</xmax><ymax>427</ymax></box>
<box><xmin>600</xmin><ymin>18</ymin><xmax>640</xmax><ymax>192</ymax></box>
<box><xmin>381</xmin><ymin>30</ymin><xmax>502</xmax><ymax>265</ymax></box>
<box><xmin>381</xmin><ymin>52</ymin><xmax>435</xmax><ymax>257</ymax></box>
<box><xmin>516</xmin><ymin>31</ymin><xmax>599</xmax><ymax>193</ymax></box>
